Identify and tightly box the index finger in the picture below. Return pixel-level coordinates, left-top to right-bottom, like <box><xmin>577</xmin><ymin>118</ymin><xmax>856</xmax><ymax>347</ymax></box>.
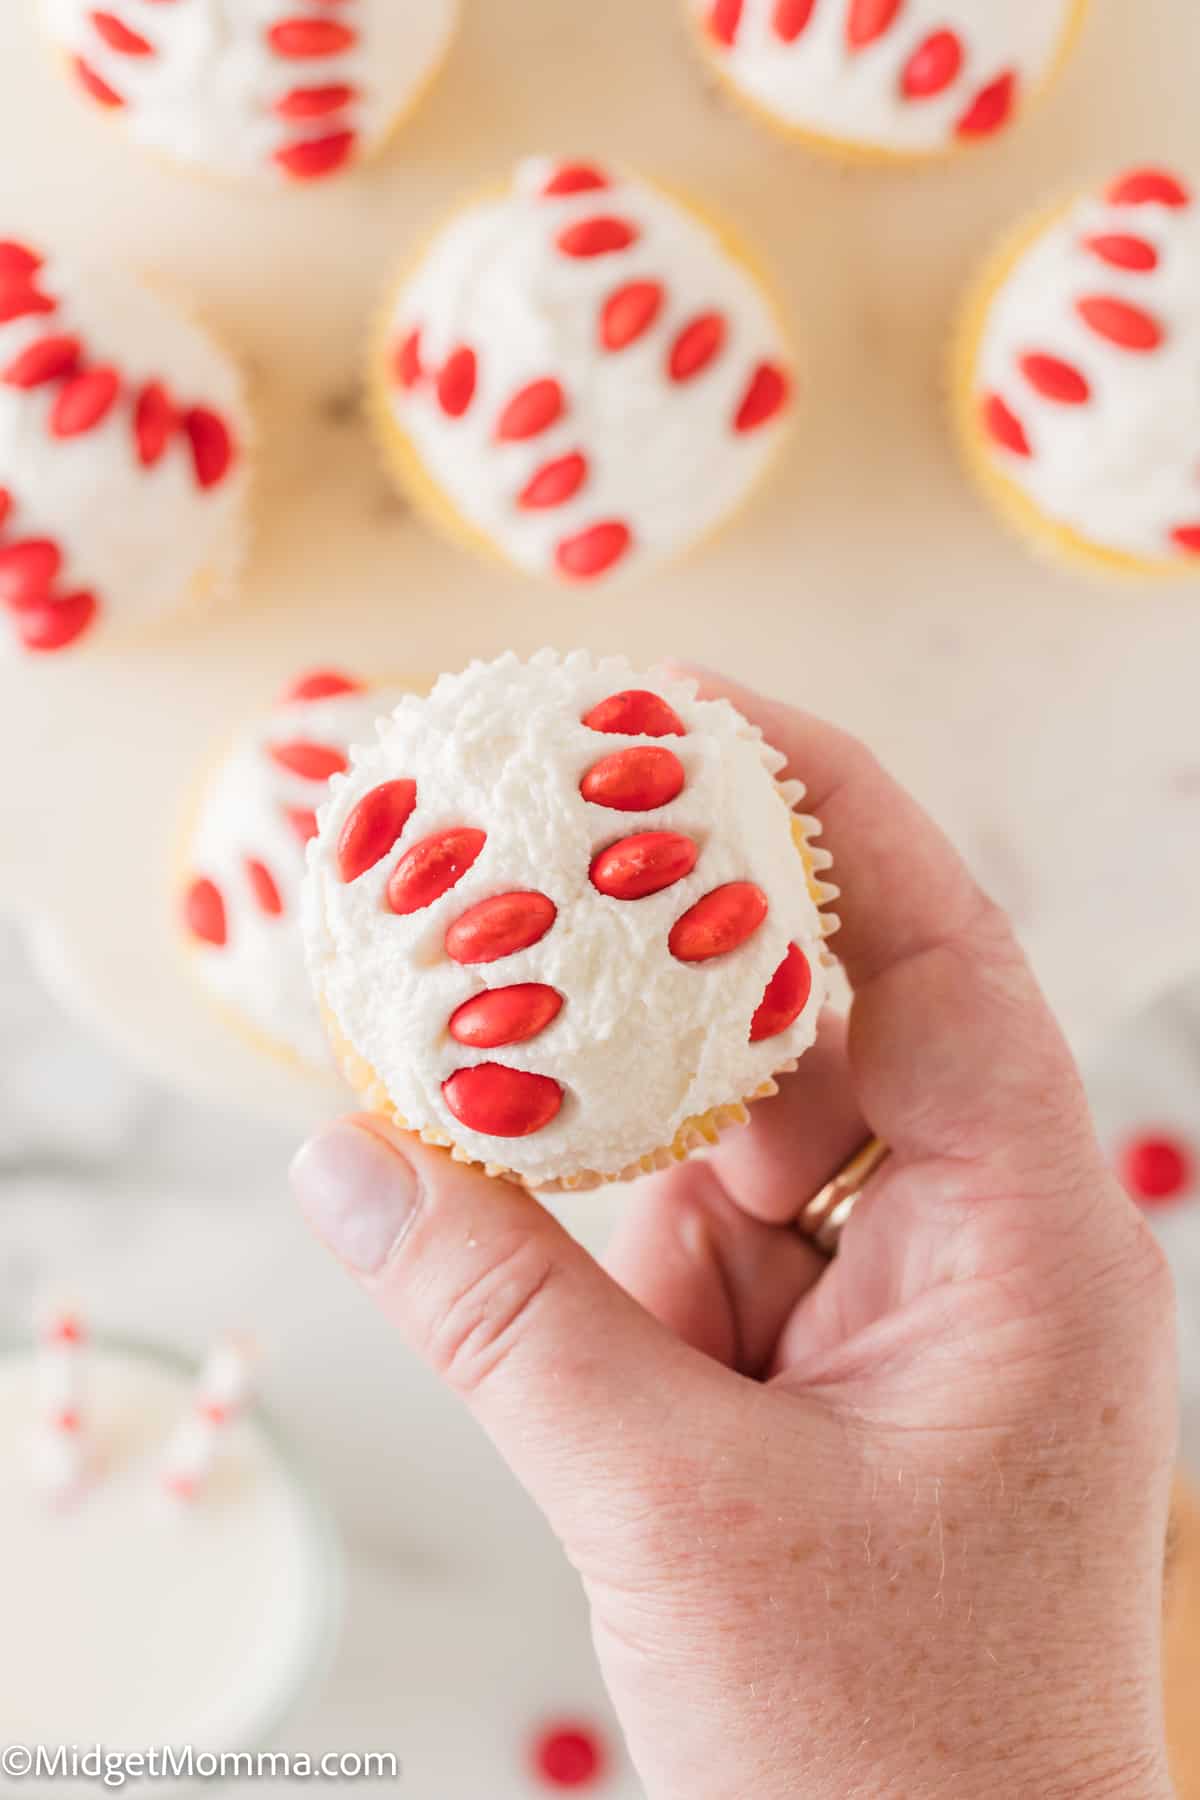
<box><xmin>667</xmin><ymin>664</ymin><xmax>1097</xmax><ymax>1182</ymax></box>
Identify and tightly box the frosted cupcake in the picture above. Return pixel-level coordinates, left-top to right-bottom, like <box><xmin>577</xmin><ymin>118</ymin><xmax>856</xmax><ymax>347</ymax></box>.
<box><xmin>691</xmin><ymin>0</ymin><xmax>1088</xmax><ymax>160</ymax></box>
<box><xmin>303</xmin><ymin>652</ymin><xmax>837</xmax><ymax>1191</ymax></box>
<box><xmin>0</xmin><ymin>241</ymin><xmax>248</xmax><ymax>656</ymax></box>
<box><xmin>370</xmin><ymin>157</ymin><xmax>795</xmax><ymax>585</ymax></box>
<box><xmin>40</xmin><ymin>0</ymin><xmax>459</xmax><ymax>183</ymax></box>
<box><xmin>955</xmin><ymin>166</ymin><xmax>1200</xmax><ymax>578</ymax></box>
<box><xmin>181</xmin><ymin>670</ymin><xmax>406</xmax><ymax>1073</ymax></box>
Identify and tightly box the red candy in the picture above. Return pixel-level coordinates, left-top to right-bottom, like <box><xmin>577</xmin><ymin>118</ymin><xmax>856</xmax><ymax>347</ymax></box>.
<box><xmin>134</xmin><ymin>381</ymin><xmax>174</xmax><ymax>466</ymax></box>
<box><xmin>557</xmin><ymin>217</ymin><xmax>640</xmax><ymax>259</ymax></box>
<box><xmin>734</xmin><ymin>363</ymin><xmax>789</xmax><ymax>433</ymax></box>
<box><xmin>275</xmin><ymin>131</ymin><xmax>357</xmax><ymax>181</ymax></box>
<box><xmin>2</xmin><ymin>334</ymin><xmax>80</xmax><ymax>388</ymax></box>
<box><xmin>0</xmin><ymin>277</ymin><xmax>55</xmax><ymax>325</ymax></box>
<box><xmin>669</xmin><ymin>313</ymin><xmax>726</xmax><ymax>383</ymax></box>
<box><xmin>74</xmin><ymin>55</ymin><xmax>124</xmax><ymax>107</ymax></box>
<box><xmin>749</xmin><ymin>943</ymin><xmax>812</xmax><ymax>1041</ymax></box>
<box><xmin>847</xmin><ymin>0</ymin><xmax>902</xmax><ymax>50</ymax></box>
<box><xmin>669</xmin><ymin>882</ymin><xmax>768</xmax><ymax>962</ymax></box>
<box><xmin>0</xmin><ymin>540</ymin><xmax>61</xmax><ymax>609</ymax></box>
<box><xmin>956</xmin><ymin>71</ymin><xmax>1017</xmax><ymax>138</ymax></box>
<box><xmin>580</xmin><ymin>746</ymin><xmax>685</xmax><ymax>812</ymax></box>
<box><xmin>275</xmin><ymin>83</ymin><xmax>357</xmax><ymax>119</ymax></box>
<box><xmin>582</xmin><ymin>690</ymin><xmax>686</xmax><ymax>737</ymax></box>
<box><xmin>519</xmin><ymin>453</ymin><xmax>589</xmax><ymax>510</ymax></box>
<box><xmin>267</xmin><ymin>19</ymin><xmax>357</xmax><ymax>57</ymax></box>
<box><xmin>394</xmin><ymin>329</ymin><xmax>423</xmax><ymax>389</ymax></box>
<box><xmin>708</xmin><ymin>0</ymin><xmax>743</xmax><ymax>46</ymax></box>
<box><xmin>1171</xmin><ymin>525</ymin><xmax>1200</xmax><ymax>554</ymax></box>
<box><xmin>556</xmin><ymin>521</ymin><xmax>632</xmax><ymax>580</ymax></box>
<box><xmin>531</xmin><ymin>1723</ymin><xmax>607</xmax><ymax>1790</ymax></box>
<box><xmin>90</xmin><ymin>10</ymin><xmax>154</xmax><ymax>54</ymax></box>
<box><xmin>901</xmin><ymin>29</ymin><xmax>963</xmax><ymax>99</ymax></box>
<box><xmin>773</xmin><ymin>0</ymin><xmax>815</xmax><ymax>41</ymax></box>
<box><xmin>600</xmin><ymin>281</ymin><xmax>664</xmax><ymax>351</ymax></box>
<box><xmin>50</xmin><ymin>367</ymin><xmax>120</xmax><ymax>438</ymax></box>
<box><xmin>387</xmin><ymin>827</ymin><xmax>487</xmax><ymax>916</ymax></box>
<box><xmin>0</xmin><ymin>243</ymin><xmax>41</xmax><ymax>279</ymax></box>
<box><xmin>982</xmin><ymin>392</ymin><xmax>1031</xmax><ymax>458</ymax></box>
<box><xmin>448</xmin><ymin>984</ymin><xmax>563</xmax><ymax>1049</ymax></box>
<box><xmin>590</xmin><ymin>832</ymin><xmax>698</xmax><ymax>900</ymax></box>
<box><xmin>542</xmin><ymin>164</ymin><xmax>610</xmax><ymax>197</ymax></box>
<box><xmin>445</xmin><ymin>892</ymin><xmax>557</xmax><ymax>964</ymax></box>
<box><xmin>1083</xmin><ymin>233</ymin><xmax>1159</xmax><ymax>273</ymax></box>
<box><xmin>282</xmin><ymin>669</ymin><xmax>362</xmax><ymax>702</ymax></box>
<box><xmin>1076</xmin><ymin>295</ymin><xmax>1163</xmax><ymax>352</ymax></box>
<box><xmin>285</xmin><ymin>807</ymin><xmax>320</xmax><ymax>844</ymax></box>
<box><xmin>15</xmin><ymin>590</ymin><xmax>97</xmax><ymax>653</ymax></box>
<box><xmin>184</xmin><ymin>877</ymin><xmax>227</xmax><ymax>947</ymax></box>
<box><xmin>0</xmin><ymin>489</ymin><xmax>9</xmax><ymax>529</ymax></box>
<box><xmin>183</xmin><ymin>407</ymin><xmax>235</xmax><ymax>489</ymax></box>
<box><xmin>269</xmin><ymin>740</ymin><xmax>348</xmax><ymax>780</ymax></box>
<box><xmin>496</xmin><ymin>378</ymin><xmax>564</xmax><ymax>441</ymax></box>
<box><xmin>1107</xmin><ymin>168</ymin><xmax>1190</xmax><ymax>209</ymax></box>
<box><xmin>1019</xmin><ymin>353</ymin><xmax>1090</xmax><ymax>406</ymax></box>
<box><xmin>437</xmin><ymin>346</ymin><xmax>477</xmax><ymax>418</ymax></box>
<box><xmin>1119</xmin><ymin>1134</ymin><xmax>1194</xmax><ymax>1206</ymax></box>
<box><xmin>245</xmin><ymin>858</ymin><xmax>284</xmax><ymax>917</ymax></box>
<box><xmin>337</xmin><ymin>779</ymin><xmax>418</xmax><ymax>882</ymax></box>
<box><xmin>442</xmin><ymin>1064</ymin><xmax>563</xmax><ymax>1139</ymax></box>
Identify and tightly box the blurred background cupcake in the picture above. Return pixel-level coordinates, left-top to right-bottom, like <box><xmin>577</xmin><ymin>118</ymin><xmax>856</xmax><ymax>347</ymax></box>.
<box><xmin>38</xmin><ymin>0</ymin><xmax>460</xmax><ymax>184</ymax></box>
<box><xmin>180</xmin><ymin>670</ymin><xmax>409</xmax><ymax>1075</ymax></box>
<box><xmin>303</xmin><ymin>651</ymin><xmax>835</xmax><ymax>1191</ymax></box>
<box><xmin>688</xmin><ymin>0</ymin><xmax>1090</xmax><ymax>161</ymax></box>
<box><xmin>369</xmin><ymin>157</ymin><xmax>795</xmax><ymax>586</ymax></box>
<box><xmin>954</xmin><ymin>165</ymin><xmax>1200</xmax><ymax>578</ymax></box>
<box><xmin>0</xmin><ymin>241</ymin><xmax>248</xmax><ymax>656</ymax></box>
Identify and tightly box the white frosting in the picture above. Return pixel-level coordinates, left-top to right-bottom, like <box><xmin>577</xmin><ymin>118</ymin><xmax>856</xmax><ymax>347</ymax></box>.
<box><xmin>382</xmin><ymin>159</ymin><xmax>793</xmax><ymax>583</ymax></box>
<box><xmin>694</xmin><ymin>0</ymin><xmax>1076</xmax><ymax>153</ymax></box>
<box><xmin>303</xmin><ymin>651</ymin><xmax>830</xmax><ymax>1187</ymax></box>
<box><xmin>974</xmin><ymin>172</ymin><xmax>1200</xmax><ymax>563</ymax></box>
<box><xmin>0</xmin><ymin>250</ymin><xmax>248</xmax><ymax>656</ymax></box>
<box><xmin>41</xmin><ymin>0</ymin><xmax>457</xmax><ymax>182</ymax></box>
<box><xmin>185</xmin><ymin>678</ymin><xmax>405</xmax><ymax>1070</ymax></box>
<box><xmin>0</xmin><ymin>1346</ymin><xmax>325</xmax><ymax>1760</ymax></box>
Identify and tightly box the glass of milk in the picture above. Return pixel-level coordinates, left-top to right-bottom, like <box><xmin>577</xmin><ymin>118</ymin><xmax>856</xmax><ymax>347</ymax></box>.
<box><xmin>0</xmin><ymin>1334</ymin><xmax>342</xmax><ymax>1775</ymax></box>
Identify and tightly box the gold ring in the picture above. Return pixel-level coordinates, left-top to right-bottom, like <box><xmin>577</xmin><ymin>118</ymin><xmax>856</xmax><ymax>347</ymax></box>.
<box><xmin>797</xmin><ymin>1137</ymin><xmax>891</xmax><ymax>1254</ymax></box>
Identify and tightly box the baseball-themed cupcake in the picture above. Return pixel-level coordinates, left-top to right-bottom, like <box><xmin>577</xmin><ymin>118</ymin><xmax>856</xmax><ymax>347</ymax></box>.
<box><xmin>181</xmin><ymin>670</ymin><xmax>407</xmax><ymax>1074</ymax></box>
<box><xmin>690</xmin><ymin>0</ymin><xmax>1089</xmax><ymax>161</ymax></box>
<box><xmin>955</xmin><ymin>165</ymin><xmax>1200</xmax><ymax>578</ymax></box>
<box><xmin>370</xmin><ymin>157</ymin><xmax>795</xmax><ymax>585</ymax></box>
<box><xmin>40</xmin><ymin>0</ymin><xmax>459</xmax><ymax>184</ymax></box>
<box><xmin>302</xmin><ymin>652</ymin><xmax>838</xmax><ymax>1191</ymax></box>
<box><xmin>0</xmin><ymin>241</ymin><xmax>248</xmax><ymax>656</ymax></box>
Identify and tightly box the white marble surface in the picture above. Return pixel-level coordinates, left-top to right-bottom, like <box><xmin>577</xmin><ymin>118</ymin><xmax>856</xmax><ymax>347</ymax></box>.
<box><xmin>0</xmin><ymin>0</ymin><xmax>1199</xmax><ymax>1791</ymax></box>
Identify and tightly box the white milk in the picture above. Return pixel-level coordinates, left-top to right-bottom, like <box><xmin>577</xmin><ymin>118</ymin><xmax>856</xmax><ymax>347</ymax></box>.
<box><xmin>0</xmin><ymin>1343</ymin><xmax>336</xmax><ymax>1756</ymax></box>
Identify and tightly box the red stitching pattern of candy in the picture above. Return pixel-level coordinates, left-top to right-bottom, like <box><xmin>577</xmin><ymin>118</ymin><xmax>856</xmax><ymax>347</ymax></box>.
<box><xmin>692</xmin><ymin>0</ymin><xmax>1085</xmax><ymax>157</ymax></box>
<box><xmin>303</xmin><ymin>652</ymin><xmax>838</xmax><ymax>1191</ymax></box>
<box><xmin>966</xmin><ymin>166</ymin><xmax>1200</xmax><ymax>574</ymax></box>
<box><xmin>181</xmin><ymin>670</ymin><xmax>407</xmax><ymax>1071</ymax></box>
<box><xmin>39</xmin><ymin>0</ymin><xmax>460</xmax><ymax>183</ymax></box>
<box><xmin>0</xmin><ymin>243</ymin><xmax>248</xmax><ymax>656</ymax></box>
<box><xmin>375</xmin><ymin>158</ymin><xmax>794</xmax><ymax>585</ymax></box>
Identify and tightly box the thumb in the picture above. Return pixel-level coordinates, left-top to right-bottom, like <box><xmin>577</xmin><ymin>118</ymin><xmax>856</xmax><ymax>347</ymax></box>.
<box><xmin>290</xmin><ymin>1114</ymin><xmax>717</xmax><ymax>1548</ymax></box>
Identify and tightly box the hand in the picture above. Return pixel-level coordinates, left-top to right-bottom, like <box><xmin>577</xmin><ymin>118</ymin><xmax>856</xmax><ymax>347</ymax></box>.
<box><xmin>291</xmin><ymin>669</ymin><xmax>1177</xmax><ymax>1800</ymax></box>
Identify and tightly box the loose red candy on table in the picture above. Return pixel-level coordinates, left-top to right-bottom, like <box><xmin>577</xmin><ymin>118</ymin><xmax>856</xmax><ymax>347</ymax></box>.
<box><xmin>1120</xmin><ymin>1134</ymin><xmax>1194</xmax><ymax>1207</ymax></box>
<box><xmin>530</xmin><ymin>1722</ymin><xmax>608</xmax><ymax>1789</ymax></box>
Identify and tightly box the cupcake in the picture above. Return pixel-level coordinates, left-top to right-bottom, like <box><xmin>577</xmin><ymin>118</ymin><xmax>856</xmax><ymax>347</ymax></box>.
<box><xmin>0</xmin><ymin>242</ymin><xmax>248</xmax><ymax>656</ymax></box>
<box><xmin>181</xmin><ymin>670</ymin><xmax>407</xmax><ymax>1074</ymax></box>
<box><xmin>690</xmin><ymin>0</ymin><xmax>1088</xmax><ymax>160</ymax></box>
<box><xmin>302</xmin><ymin>651</ymin><xmax>838</xmax><ymax>1191</ymax></box>
<box><xmin>370</xmin><ymin>157</ymin><xmax>795</xmax><ymax>585</ymax></box>
<box><xmin>955</xmin><ymin>165</ymin><xmax>1200</xmax><ymax>578</ymax></box>
<box><xmin>40</xmin><ymin>0</ymin><xmax>459</xmax><ymax>184</ymax></box>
